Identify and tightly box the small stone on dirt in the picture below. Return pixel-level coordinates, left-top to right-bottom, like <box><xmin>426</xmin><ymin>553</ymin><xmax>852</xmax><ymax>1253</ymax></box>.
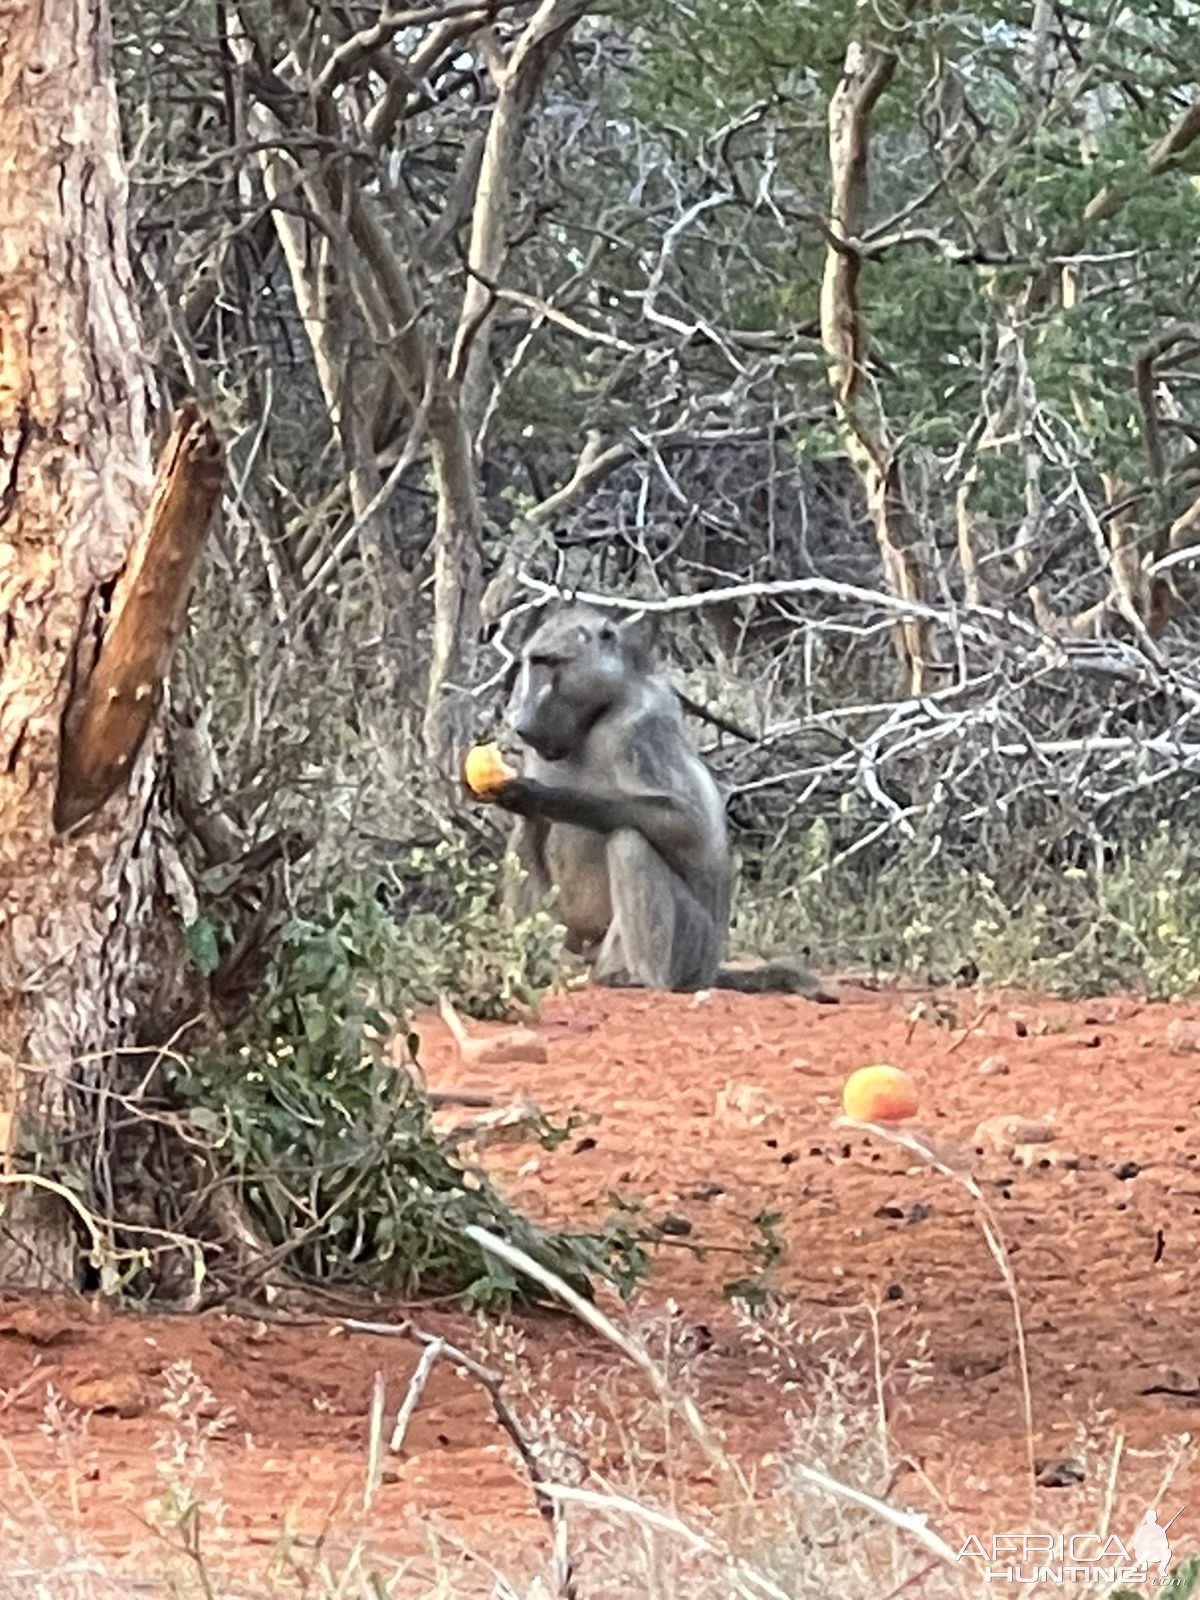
<box><xmin>443</xmin><ymin>1096</ymin><xmax>543</xmax><ymax>1153</ymax></box>
<box><xmin>947</xmin><ymin>1351</ymin><xmax>1005</xmax><ymax>1380</ymax></box>
<box><xmin>676</xmin><ymin>1322</ymin><xmax>715</xmax><ymax>1357</ymax></box>
<box><xmin>974</xmin><ymin>1114</ymin><xmax>1056</xmax><ymax>1156</ymax></box>
<box><xmin>1013</xmin><ymin>1144</ymin><xmax>1080</xmax><ymax>1171</ymax></box>
<box><xmin>978</xmin><ymin>1054</ymin><xmax>1010</xmax><ymax>1077</ymax></box>
<box><xmin>63</xmin><ymin>1371</ymin><xmax>151</xmax><ymax>1419</ymax></box>
<box><xmin>1140</xmin><ymin>1366</ymin><xmax>1200</xmax><ymax>1397</ymax></box>
<box><xmin>658</xmin><ymin>1214</ymin><xmax>692</xmax><ymax>1237</ymax></box>
<box><xmin>460</xmin><ymin>1028</ymin><xmax>548</xmax><ymax>1067</ymax></box>
<box><xmin>1166</xmin><ymin>1018</ymin><xmax>1200</xmax><ymax>1054</ymax></box>
<box><xmin>684</xmin><ymin>1181</ymin><xmax>725</xmax><ymax>1201</ymax></box>
<box><xmin>715</xmin><ymin>1081</ymin><xmax>782</xmax><ymax>1128</ymax></box>
<box><xmin>1113</xmin><ymin>1160</ymin><xmax>1141</xmax><ymax>1180</ymax></box>
<box><xmin>1035</xmin><ymin>1457</ymin><xmax>1086</xmax><ymax>1488</ymax></box>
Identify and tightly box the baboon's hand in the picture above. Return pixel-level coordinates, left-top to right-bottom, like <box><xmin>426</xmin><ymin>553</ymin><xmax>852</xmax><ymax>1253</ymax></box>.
<box><xmin>485</xmin><ymin>777</ymin><xmax>540</xmax><ymax>816</ymax></box>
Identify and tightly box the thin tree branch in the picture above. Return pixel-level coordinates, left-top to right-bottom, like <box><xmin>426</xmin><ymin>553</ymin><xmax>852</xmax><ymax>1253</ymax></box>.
<box><xmin>447</xmin><ymin>0</ymin><xmax>592</xmax><ymax>428</ymax></box>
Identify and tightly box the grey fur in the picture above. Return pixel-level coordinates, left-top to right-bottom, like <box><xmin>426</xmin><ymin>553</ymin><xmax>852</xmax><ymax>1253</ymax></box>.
<box><xmin>488</xmin><ymin>603</ymin><xmax>836</xmax><ymax>1001</ymax></box>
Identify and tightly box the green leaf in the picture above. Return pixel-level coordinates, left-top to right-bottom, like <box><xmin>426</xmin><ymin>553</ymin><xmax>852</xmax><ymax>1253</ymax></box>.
<box><xmin>184</xmin><ymin>918</ymin><xmax>221</xmax><ymax>977</ymax></box>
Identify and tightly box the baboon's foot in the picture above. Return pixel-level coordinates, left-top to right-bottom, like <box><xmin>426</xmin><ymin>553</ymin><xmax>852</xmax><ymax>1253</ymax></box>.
<box><xmin>593</xmin><ymin>966</ymin><xmax>650</xmax><ymax>990</ymax></box>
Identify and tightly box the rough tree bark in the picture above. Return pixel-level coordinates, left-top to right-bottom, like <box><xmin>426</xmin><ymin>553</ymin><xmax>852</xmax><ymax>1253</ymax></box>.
<box><xmin>0</xmin><ymin>0</ymin><xmax>222</xmax><ymax>1288</ymax></box>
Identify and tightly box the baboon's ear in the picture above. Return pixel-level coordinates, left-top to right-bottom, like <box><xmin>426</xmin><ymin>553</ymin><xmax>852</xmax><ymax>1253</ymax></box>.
<box><xmin>618</xmin><ymin>609</ymin><xmax>660</xmax><ymax>671</ymax></box>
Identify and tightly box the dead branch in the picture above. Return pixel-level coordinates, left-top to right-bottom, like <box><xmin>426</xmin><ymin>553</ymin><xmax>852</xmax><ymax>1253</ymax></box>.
<box><xmin>344</xmin><ymin>191</ymin><xmax>433</xmax><ymax>411</ymax></box>
<box><xmin>448</xmin><ymin>0</ymin><xmax>592</xmax><ymax>429</ymax></box>
<box><xmin>417</xmin><ymin>130</ymin><xmax>487</xmax><ymax>260</ymax></box>
<box><xmin>54</xmin><ymin>402</ymin><xmax>223</xmax><ymax>834</ymax></box>
<box><xmin>494</xmin><ymin>284</ymin><xmax>641</xmax><ymax>355</ymax></box>
<box><xmin>1009</xmin><ymin>325</ymin><xmax>1057</xmax><ymax>630</ymax></box>
<box><xmin>1133</xmin><ymin>323</ymin><xmax>1200</xmax><ymax>488</ymax></box>
<box><xmin>674</xmin><ymin>689</ymin><xmax>758</xmax><ymax>744</ymax></box>
<box><xmin>423</xmin><ymin>374</ymin><xmax>487</xmax><ymax>780</ymax></box>
<box><xmin>480</xmin><ymin>431</ymin><xmax>637</xmax><ymax>625</ymax></box>
<box><xmin>344</xmin><ymin>1315</ymin><xmax>578</xmax><ymax>1598</ymax></box>
<box><xmin>516</xmin><ymin>571</ymin><xmax>1033</xmax><ymax>653</ymax></box>
<box><xmin>365</xmin><ymin>16</ymin><xmax>491</xmax><ymax>144</ymax></box>
<box><xmin>313</xmin><ymin>2</ymin><xmax>512</xmax><ymax>97</ymax></box>
<box><xmin>295</xmin><ymin>410</ymin><xmax>429</xmax><ymax>616</ymax></box>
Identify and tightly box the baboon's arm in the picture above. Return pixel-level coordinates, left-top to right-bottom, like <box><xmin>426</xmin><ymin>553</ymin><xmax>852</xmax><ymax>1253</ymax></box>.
<box><xmin>490</xmin><ymin>778</ymin><xmax>701</xmax><ymax>865</ymax></box>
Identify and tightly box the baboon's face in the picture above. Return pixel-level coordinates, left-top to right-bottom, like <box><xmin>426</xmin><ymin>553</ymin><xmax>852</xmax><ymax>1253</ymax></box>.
<box><xmin>507</xmin><ymin>606</ymin><xmax>631</xmax><ymax>761</ymax></box>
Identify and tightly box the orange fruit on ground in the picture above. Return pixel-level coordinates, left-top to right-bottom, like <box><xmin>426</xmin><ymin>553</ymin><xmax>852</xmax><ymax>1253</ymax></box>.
<box><xmin>463</xmin><ymin>741</ymin><xmax>517</xmax><ymax>796</ymax></box>
<box><xmin>842</xmin><ymin>1063</ymin><xmax>919</xmax><ymax>1123</ymax></box>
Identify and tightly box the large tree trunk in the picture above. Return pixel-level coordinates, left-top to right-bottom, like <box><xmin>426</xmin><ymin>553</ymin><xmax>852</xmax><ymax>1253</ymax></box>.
<box><xmin>0</xmin><ymin>0</ymin><xmax>220</xmax><ymax>1288</ymax></box>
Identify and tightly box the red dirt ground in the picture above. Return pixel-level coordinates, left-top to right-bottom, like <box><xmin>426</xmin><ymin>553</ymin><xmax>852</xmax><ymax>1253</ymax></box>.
<box><xmin>3</xmin><ymin>981</ymin><xmax>1200</xmax><ymax>1593</ymax></box>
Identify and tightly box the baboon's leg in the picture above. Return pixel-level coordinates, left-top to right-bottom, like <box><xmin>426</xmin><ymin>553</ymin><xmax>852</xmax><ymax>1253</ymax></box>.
<box><xmin>593</xmin><ymin>921</ymin><xmax>635</xmax><ymax>986</ymax></box>
<box><xmin>596</xmin><ymin>830</ymin><xmax>718</xmax><ymax>991</ymax></box>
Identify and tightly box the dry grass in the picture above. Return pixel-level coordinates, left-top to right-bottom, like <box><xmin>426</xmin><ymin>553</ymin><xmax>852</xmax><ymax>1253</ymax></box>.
<box><xmin>0</xmin><ymin>1322</ymin><xmax>964</xmax><ymax>1599</ymax></box>
<box><xmin>1</xmin><ymin>1274</ymin><xmax>1193</xmax><ymax>1599</ymax></box>
<box><xmin>1</xmin><ymin>1164</ymin><xmax>1195</xmax><ymax>1597</ymax></box>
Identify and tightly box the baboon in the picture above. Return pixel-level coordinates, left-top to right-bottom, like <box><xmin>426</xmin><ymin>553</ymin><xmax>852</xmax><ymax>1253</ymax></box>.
<box><xmin>478</xmin><ymin>603</ymin><xmax>836</xmax><ymax>1001</ymax></box>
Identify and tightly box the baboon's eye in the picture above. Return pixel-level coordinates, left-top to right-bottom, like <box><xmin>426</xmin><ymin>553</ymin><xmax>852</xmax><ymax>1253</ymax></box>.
<box><xmin>599</xmin><ymin>622</ymin><xmax>617</xmax><ymax>644</ymax></box>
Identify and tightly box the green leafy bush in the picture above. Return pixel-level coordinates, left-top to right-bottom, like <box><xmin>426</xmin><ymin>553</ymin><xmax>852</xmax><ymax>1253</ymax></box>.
<box><xmin>376</xmin><ymin>835</ymin><xmax>569</xmax><ymax>1020</ymax></box>
<box><xmin>174</xmin><ymin>871</ymin><xmax>641</xmax><ymax>1307</ymax></box>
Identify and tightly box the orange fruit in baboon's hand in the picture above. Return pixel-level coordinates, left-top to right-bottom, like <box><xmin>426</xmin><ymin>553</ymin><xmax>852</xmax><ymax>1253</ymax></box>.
<box><xmin>842</xmin><ymin>1064</ymin><xmax>919</xmax><ymax>1123</ymax></box>
<box><xmin>463</xmin><ymin>741</ymin><xmax>517</xmax><ymax>796</ymax></box>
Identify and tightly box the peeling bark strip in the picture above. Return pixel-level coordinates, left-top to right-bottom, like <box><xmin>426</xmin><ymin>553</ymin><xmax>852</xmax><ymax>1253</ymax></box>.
<box><xmin>819</xmin><ymin>41</ymin><xmax>937</xmax><ymax>694</ymax></box>
<box><xmin>54</xmin><ymin>402</ymin><xmax>223</xmax><ymax>834</ymax></box>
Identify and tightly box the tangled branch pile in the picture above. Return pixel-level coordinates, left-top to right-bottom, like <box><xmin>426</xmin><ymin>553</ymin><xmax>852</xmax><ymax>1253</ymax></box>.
<box><xmin>116</xmin><ymin>5</ymin><xmax>1200</xmax><ymax>897</ymax></box>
